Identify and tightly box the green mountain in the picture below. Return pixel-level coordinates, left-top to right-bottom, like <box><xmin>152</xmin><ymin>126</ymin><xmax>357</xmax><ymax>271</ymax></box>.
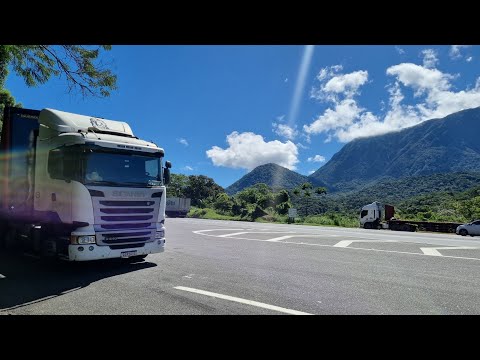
<box><xmin>225</xmin><ymin>163</ymin><xmax>317</xmax><ymax>195</ymax></box>
<box><xmin>309</xmin><ymin>107</ymin><xmax>480</xmax><ymax>192</ymax></box>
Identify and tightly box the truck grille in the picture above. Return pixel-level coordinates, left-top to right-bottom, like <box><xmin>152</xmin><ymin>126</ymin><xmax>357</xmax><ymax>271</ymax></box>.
<box><xmin>91</xmin><ymin>195</ymin><xmax>161</xmax><ymax>247</ymax></box>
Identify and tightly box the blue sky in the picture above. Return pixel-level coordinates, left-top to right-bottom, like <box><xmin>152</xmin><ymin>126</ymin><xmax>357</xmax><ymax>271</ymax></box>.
<box><xmin>6</xmin><ymin>45</ymin><xmax>480</xmax><ymax>188</ymax></box>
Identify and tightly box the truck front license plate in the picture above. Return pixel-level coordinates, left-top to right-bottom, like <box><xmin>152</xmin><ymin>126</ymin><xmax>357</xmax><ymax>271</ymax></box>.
<box><xmin>121</xmin><ymin>251</ymin><xmax>137</xmax><ymax>258</ymax></box>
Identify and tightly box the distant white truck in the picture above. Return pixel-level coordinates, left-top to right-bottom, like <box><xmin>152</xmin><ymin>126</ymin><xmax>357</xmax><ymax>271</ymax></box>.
<box><xmin>166</xmin><ymin>197</ymin><xmax>191</xmax><ymax>218</ymax></box>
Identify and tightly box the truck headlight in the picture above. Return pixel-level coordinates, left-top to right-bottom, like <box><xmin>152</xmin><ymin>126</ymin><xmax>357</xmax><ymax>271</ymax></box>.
<box><xmin>71</xmin><ymin>235</ymin><xmax>96</xmax><ymax>244</ymax></box>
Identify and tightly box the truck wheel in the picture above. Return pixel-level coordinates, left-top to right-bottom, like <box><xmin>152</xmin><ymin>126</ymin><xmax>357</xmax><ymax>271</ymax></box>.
<box><xmin>459</xmin><ymin>229</ymin><xmax>468</xmax><ymax>236</ymax></box>
<box><xmin>364</xmin><ymin>222</ymin><xmax>372</xmax><ymax>229</ymax></box>
<box><xmin>4</xmin><ymin>227</ymin><xmax>18</xmax><ymax>251</ymax></box>
<box><xmin>0</xmin><ymin>223</ymin><xmax>5</xmax><ymax>250</ymax></box>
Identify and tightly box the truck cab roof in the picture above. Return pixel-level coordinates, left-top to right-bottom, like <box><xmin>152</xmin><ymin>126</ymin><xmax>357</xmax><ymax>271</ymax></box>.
<box><xmin>40</xmin><ymin>108</ymin><xmax>135</xmax><ymax>137</ymax></box>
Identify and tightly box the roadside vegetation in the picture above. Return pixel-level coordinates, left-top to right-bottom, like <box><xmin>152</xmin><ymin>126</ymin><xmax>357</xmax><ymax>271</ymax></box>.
<box><xmin>169</xmin><ymin>173</ymin><xmax>480</xmax><ymax>227</ymax></box>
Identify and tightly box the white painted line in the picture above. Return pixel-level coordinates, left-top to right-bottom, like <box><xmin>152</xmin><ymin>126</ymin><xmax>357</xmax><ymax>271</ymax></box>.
<box><xmin>421</xmin><ymin>248</ymin><xmax>443</xmax><ymax>257</ymax></box>
<box><xmin>334</xmin><ymin>240</ymin><xmax>398</xmax><ymax>248</ymax></box>
<box><xmin>192</xmin><ymin>229</ymin><xmax>245</xmax><ymax>235</ymax></box>
<box><xmin>217</xmin><ymin>232</ymin><xmax>250</xmax><ymax>238</ymax></box>
<box><xmin>218</xmin><ymin>231</ymin><xmax>296</xmax><ymax>238</ymax></box>
<box><xmin>193</xmin><ymin>229</ymin><xmax>480</xmax><ymax>262</ymax></box>
<box><xmin>0</xmin><ymin>274</ymin><xmax>6</xmax><ymax>279</ymax></box>
<box><xmin>334</xmin><ymin>240</ymin><xmax>354</xmax><ymax>248</ymax></box>
<box><xmin>174</xmin><ymin>286</ymin><xmax>312</xmax><ymax>315</ymax></box>
<box><xmin>421</xmin><ymin>246</ymin><xmax>479</xmax><ymax>257</ymax></box>
<box><xmin>265</xmin><ymin>235</ymin><xmax>294</xmax><ymax>242</ymax></box>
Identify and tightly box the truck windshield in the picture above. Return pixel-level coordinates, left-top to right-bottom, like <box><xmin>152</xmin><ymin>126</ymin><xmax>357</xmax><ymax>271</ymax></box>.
<box><xmin>83</xmin><ymin>149</ymin><xmax>162</xmax><ymax>187</ymax></box>
<box><xmin>60</xmin><ymin>145</ymin><xmax>163</xmax><ymax>187</ymax></box>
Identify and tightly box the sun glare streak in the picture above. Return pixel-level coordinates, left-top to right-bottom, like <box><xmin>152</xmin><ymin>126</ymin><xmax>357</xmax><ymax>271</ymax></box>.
<box><xmin>271</xmin><ymin>45</ymin><xmax>315</xmax><ymax>190</ymax></box>
<box><xmin>288</xmin><ymin>45</ymin><xmax>315</xmax><ymax>126</ymax></box>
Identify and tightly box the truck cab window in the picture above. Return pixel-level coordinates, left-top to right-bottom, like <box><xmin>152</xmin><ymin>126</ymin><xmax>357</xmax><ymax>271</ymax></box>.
<box><xmin>48</xmin><ymin>149</ymin><xmax>64</xmax><ymax>180</ymax></box>
<box><xmin>360</xmin><ymin>210</ymin><xmax>368</xmax><ymax>218</ymax></box>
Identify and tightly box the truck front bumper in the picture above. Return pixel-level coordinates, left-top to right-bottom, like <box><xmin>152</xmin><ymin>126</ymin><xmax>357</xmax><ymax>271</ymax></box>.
<box><xmin>68</xmin><ymin>239</ymin><xmax>165</xmax><ymax>261</ymax></box>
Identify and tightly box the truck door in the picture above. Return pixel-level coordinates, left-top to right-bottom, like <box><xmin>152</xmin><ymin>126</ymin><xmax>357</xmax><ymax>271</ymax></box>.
<box><xmin>47</xmin><ymin>148</ymin><xmax>72</xmax><ymax>224</ymax></box>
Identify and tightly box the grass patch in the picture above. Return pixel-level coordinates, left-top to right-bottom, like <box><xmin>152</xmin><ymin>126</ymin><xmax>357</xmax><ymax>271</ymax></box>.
<box><xmin>297</xmin><ymin>213</ymin><xmax>358</xmax><ymax>228</ymax></box>
<box><xmin>187</xmin><ymin>207</ymin><xmax>359</xmax><ymax>228</ymax></box>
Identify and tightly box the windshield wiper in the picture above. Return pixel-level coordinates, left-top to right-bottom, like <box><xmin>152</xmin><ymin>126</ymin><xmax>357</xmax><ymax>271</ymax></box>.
<box><xmin>85</xmin><ymin>180</ymin><xmax>123</xmax><ymax>186</ymax></box>
<box><xmin>122</xmin><ymin>181</ymin><xmax>152</xmax><ymax>187</ymax></box>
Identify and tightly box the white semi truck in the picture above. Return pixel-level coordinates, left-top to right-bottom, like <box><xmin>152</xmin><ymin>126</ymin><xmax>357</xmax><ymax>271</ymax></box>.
<box><xmin>359</xmin><ymin>202</ymin><xmax>461</xmax><ymax>233</ymax></box>
<box><xmin>0</xmin><ymin>107</ymin><xmax>171</xmax><ymax>262</ymax></box>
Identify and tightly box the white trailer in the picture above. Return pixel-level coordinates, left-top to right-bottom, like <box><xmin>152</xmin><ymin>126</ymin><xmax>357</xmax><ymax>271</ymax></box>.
<box><xmin>166</xmin><ymin>197</ymin><xmax>191</xmax><ymax>217</ymax></box>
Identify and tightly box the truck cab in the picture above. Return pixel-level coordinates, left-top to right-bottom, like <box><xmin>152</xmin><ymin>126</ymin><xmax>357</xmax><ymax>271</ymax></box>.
<box><xmin>359</xmin><ymin>202</ymin><xmax>382</xmax><ymax>229</ymax></box>
<box><xmin>1</xmin><ymin>107</ymin><xmax>171</xmax><ymax>261</ymax></box>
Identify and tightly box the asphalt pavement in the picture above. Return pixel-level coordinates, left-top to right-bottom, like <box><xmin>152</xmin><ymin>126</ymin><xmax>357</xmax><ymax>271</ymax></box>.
<box><xmin>2</xmin><ymin>218</ymin><xmax>480</xmax><ymax>315</ymax></box>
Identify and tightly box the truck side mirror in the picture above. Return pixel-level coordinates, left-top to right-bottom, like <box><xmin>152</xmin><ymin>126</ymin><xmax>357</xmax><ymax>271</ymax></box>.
<box><xmin>165</xmin><ymin>161</ymin><xmax>172</xmax><ymax>169</ymax></box>
<box><xmin>164</xmin><ymin>167</ymin><xmax>171</xmax><ymax>185</ymax></box>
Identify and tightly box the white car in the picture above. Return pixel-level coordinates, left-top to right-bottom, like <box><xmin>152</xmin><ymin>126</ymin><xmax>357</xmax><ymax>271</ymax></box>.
<box><xmin>456</xmin><ymin>220</ymin><xmax>480</xmax><ymax>237</ymax></box>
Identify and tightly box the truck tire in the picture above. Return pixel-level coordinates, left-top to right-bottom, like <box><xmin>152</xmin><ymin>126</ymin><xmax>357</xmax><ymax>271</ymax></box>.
<box><xmin>4</xmin><ymin>227</ymin><xmax>18</xmax><ymax>251</ymax></box>
<box><xmin>364</xmin><ymin>222</ymin><xmax>372</xmax><ymax>229</ymax></box>
<box><xmin>459</xmin><ymin>229</ymin><xmax>468</xmax><ymax>236</ymax></box>
<box><xmin>0</xmin><ymin>222</ymin><xmax>6</xmax><ymax>250</ymax></box>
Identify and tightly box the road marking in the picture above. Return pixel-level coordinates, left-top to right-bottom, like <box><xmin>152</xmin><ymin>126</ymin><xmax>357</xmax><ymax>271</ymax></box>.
<box><xmin>334</xmin><ymin>240</ymin><xmax>398</xmax><ymax>248</ymax></box>
<box><xmin>193</xmin><ymin>229</ymin><xmax>245</xmax><ymax>235</ymax></box>
<box><xmin>193</xmin><ymin>228</ymin><xmax>480</xmax><ymax>262</ymax></box>
<box><xmin>0</xmin><ymin>274</ymin><xmax>6</xmax><ymax>279</ymax></box>
<box><xmin>217</xmin><ymin>232</ymin><xmax>250</xmax><ymax>238</ymax></box>
<box><xmin>174</xmin><ymin>286</ymin><xmax>312</xmax><ymax>315</ymax></box>
<box><xmin>420</xmin><ymin>246</ymin><xmax>479</xmax><ymax>257</ymax></box>
<box><xmin>265</xmin><ymin>235</ymin><xmax>294</xmax><ymax>242</ymax></box>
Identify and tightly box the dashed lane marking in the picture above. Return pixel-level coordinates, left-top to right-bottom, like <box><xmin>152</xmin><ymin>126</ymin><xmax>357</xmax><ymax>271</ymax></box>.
<box><xmin>420</xmin><ymin>246</ymin><xmax>479</xmax><ymax>257</ymax></box>
<box><xmin>174</xmin><ymin>286</ymin><xmax>312</xmax><ymax>315</ymax></box>
<box><xmin>334</xmin><ymin>240</ymin><xmax>398</xmax><ymax>248</ymax></box>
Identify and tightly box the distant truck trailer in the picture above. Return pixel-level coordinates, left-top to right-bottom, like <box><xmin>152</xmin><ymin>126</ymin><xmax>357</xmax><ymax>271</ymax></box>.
<box><xmin>166</xmin><ymin>197</ymin><xmax>191</xmax><ymax>218</ymax></box>
<box><xmin>360</xmin><ymin>202</ymin><xmax>462</xmax><ymax>233</ymax></box>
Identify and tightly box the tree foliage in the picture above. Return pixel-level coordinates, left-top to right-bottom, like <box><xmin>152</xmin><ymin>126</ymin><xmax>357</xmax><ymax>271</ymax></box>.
<box><xmin>166</xmin><ymin>173</ymin><xmax>189</xmax><ymax>197</ymax></box>
<box><xmin>292</xmin><ymin>182</ymin><xmax>327</xmax><ymax>216</ymax></box>
<box><xmin>0</xmin><ymin>45</ymin><xmax>117</xmax><ymax>98</ymax></box>
<box><xmin>166</xmin><ymin>173</ymin><xmax>224</xmax><ymax>207</ymax></box>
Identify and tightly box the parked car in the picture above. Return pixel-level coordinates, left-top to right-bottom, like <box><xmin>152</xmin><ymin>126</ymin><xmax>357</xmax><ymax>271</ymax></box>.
<box><xmin>456</xmin><ymin>220</ymin><xmax>480</xmax><ymax>236</ymax></box>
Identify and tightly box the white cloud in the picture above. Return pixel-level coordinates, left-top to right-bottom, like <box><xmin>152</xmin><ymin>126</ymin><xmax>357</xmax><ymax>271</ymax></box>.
<box><xmin>285</xmin><ymin>78</ymin><xmax>288</xmax><ymax>83</ymax></box>
<box><xmin>421</xmin><ymin>49</ymin><xmax>438</xmax><ymax>68</ymax></box>
<box><xmin>303</xmin><ymin>98</ymin><xmax>364</xmax><ymax>135</ymax></box>
<box><xmin>182</xmin><ymin>165</ymin><xmax>193</xmax><ymax>171</ymax></box>
<box><xmin>272</xmin><ymin>122</ymin><xmax>298</xmax><ymax>140</ymax></box>
<box><xmin>303</xmin><ymin>60</ymin><xmax>480</xmax><ymax>143</ymax></box>
<box><xmin>206</xmin><ymin>131</ymin><xmax>299</xmax><ymax>171</ymax></box>
<box><xmin>395</xmin><ymin>46</ymin><xmax>405</xmax><ymax>55</ymax></box>
<box><xmin>177</xmin><ymin>138</ymin><xmax>189</xmax><ymax>146</ymax></box>
<box><xmin>467</xmin><ymin>56</ymin><xmax>473</xmax><ymax>62</ymax></box>
<box><xmin>316</xmin><ymin>65</ymin><xmax>343</xmax><ymax>81</ymax></box>
<box><xmin>307</xmin><ymin>155</ymin><xmax>326</xmax><ymax>163</ymax></box>
<box><xmin>308</xmin><ymin>170</ymin><xmax>315</xmax><ymax>175</ymax></box>
<box><xmin>323</xmin><ymin>70</ymin><xmax>368</xmax><ymax>95</ymax></box>
<box><xmin>449</xmin><ymin>45</ymin><xmax>471</xmax><ymax>59</ymax></box>
<box><xmin>312</xmin><ymin>65</ymin><xmax>368</xmax><ymax>101</ymax></box>
<box><xmin>386</xmin><ymin>63</ymin><xmax>452</xmax><ymax>94</ymax></box>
